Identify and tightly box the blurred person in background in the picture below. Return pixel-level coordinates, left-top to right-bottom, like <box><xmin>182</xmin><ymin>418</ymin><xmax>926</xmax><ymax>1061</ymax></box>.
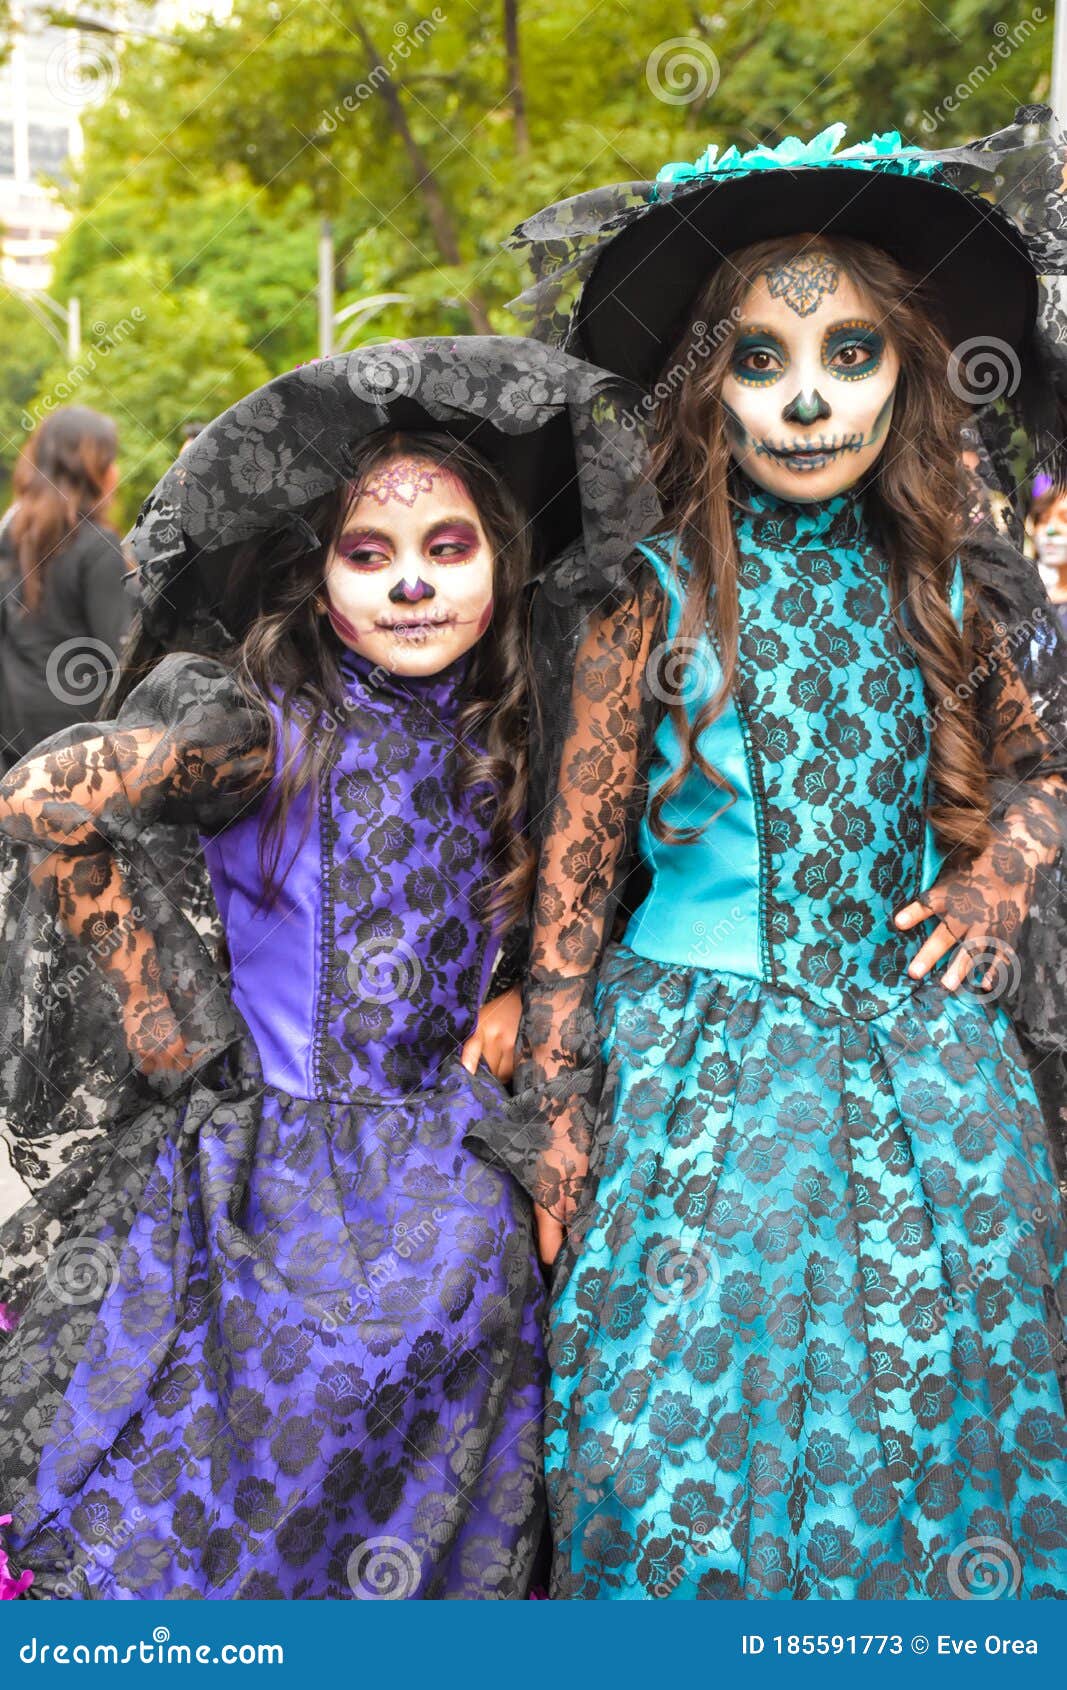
<box><xmin>0</xmin><ymin>406</ymin><xmax>131</xmax><ymax>772</ymax></box>
<box><xmin>1031</xmin><ymin>472</ymin><xmax>1067</xmax><ymax>636</ymax></box>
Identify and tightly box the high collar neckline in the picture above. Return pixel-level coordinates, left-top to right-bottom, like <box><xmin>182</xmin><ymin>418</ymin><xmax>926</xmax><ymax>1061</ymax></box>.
<box><xmin>337</xmin><ymin>642</ymin><xmax>471</xmax><ymax>712</ymax></box>
<box><xmin>732</xmin><ymin>469</ymin><xmax>869</xmax><ymax>546</ymax></box>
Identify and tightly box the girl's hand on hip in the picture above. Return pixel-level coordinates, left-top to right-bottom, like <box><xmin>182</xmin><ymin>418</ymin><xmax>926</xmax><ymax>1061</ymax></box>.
<box><xmin>460</xmin><ymin>985</ymin><xmax>522</xmax><ymax>1081</ymax></box>
<box><xmin>894</xmin><ymin>825</ymin><xmax>1037</xmax><ymax>993</ymax></box>
<box><xmin>894</xmin><ymin>897</ymin><xmax>1005</xmax><ymax>992</ymax></box>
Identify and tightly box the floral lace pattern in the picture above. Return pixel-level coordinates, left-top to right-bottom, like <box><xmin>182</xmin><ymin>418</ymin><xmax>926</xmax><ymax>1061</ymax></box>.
<box><xmin>475</xmin><ymin>504</ymin><xmax>1067</xmax><ymax>1225</ymax></box>
<box><xmin>545</xmin><ymin>952</ymin><xmax>1067</xmax><ymax>1599</ymax></box>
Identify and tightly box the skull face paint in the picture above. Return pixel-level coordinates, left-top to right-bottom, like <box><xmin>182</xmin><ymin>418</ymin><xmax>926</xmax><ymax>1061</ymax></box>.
<box><xmin>320</xmin><ymin>454</ymin><xmax>494</xmax><ymax>676</ymax></box>
<box><xmin>721</xmin><ymin>252</ymin><xmax>900</xmax><ymax>503</ymax></box>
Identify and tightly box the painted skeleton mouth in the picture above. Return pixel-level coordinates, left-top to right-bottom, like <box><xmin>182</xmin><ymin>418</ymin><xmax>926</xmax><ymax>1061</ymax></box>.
<box><xmin>758</xmin><ymin>434</ymin><xmax>865</xmax><ymax>467</ymax></box>
<box><xmin>376</xmin><ymin>613</ymin><xmax>457</xmax><ymax>637</ymax></box>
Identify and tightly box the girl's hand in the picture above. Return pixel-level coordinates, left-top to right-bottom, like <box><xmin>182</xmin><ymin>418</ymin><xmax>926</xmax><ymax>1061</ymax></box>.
<box><xmin>895</xmin><ymin>895</ymin><xmax>1005</xmax><ymax>992</ymax></box>
<box><xmin>534</xmin><ymin>1205</ymin><xmax>564</xmax><ymax>1267</ymax></box>
<box><xmin>894</xmin><ymin>819</ymin><xmax>1042</xmax><ymax>993</ymax></box>
<box><xmin>460</xmin><ymin>986</ymin><xmax>522</xmax><ymax>1081</ymax></box>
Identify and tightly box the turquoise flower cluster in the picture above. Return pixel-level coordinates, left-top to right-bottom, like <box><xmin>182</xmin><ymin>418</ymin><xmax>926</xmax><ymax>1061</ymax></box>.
<box><xmin>654</xmin><ymin>122</ymin><xmax>942</xmax><ymax>189</ymax></box>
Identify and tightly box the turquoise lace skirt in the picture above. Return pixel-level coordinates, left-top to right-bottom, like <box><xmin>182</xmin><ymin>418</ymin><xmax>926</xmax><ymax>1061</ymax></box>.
<box><xmin>544</xmin><ymin>945</ymin><xmax>1067</xmax><ymax>1600</ymax></box>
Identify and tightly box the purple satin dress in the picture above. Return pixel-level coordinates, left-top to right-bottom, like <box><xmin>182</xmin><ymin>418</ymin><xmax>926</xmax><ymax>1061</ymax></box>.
<box><xmin>4</xmin><ymin>647</ymin><xmax>546</xmax><ymax>1599</ymax></box>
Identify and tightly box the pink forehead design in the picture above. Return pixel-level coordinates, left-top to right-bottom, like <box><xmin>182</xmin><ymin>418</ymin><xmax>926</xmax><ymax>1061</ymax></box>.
<box><xmin>355</xmin><ymin>455</ymin><xmax>470</xmax><ymax>510</ymax></box>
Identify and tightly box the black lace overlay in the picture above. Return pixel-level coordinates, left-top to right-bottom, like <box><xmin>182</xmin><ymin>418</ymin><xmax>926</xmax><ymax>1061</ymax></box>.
<box><xmin>468</xmin><ymin>568</ymin><xmax>662</xmax><ymax>1226</ymax></box>
<box><xmin>957</xmin><ymin>526</ymin><xmax>1067</xmax><ymax>1172</ymax></box>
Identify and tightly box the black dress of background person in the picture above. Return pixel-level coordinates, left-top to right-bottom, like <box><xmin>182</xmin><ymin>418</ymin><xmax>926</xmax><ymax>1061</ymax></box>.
<box><xmin>0</xmin><ymin>406</ymin><xmax>131</xmax><ymax>773</ymax></box>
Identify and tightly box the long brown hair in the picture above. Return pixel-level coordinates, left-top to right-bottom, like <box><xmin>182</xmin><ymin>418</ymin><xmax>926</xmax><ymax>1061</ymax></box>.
<box><xmin>10</xmin><ymin>406</ymin><xmax>119</xmax><ymax>610</ymax></box>
<box><xmin>212</xmin><ymin>430</ymin><xmax>535</xmax><ymax>931</ymax></box>
<box><xmin>648</xmin><ymin>231</ymin><xmax>991</xmax><ymax>865</ymax></box>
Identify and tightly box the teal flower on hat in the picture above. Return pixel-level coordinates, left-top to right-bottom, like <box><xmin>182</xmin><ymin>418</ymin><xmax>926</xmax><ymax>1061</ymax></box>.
<box><xmin>653</xmin><ymin>122</ymin><xmax>941</xmax><ymax>192</ymax></box>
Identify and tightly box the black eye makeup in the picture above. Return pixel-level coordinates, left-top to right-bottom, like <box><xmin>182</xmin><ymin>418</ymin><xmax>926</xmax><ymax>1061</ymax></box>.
<box><xmin>730</xmin><ymin>327</ymin><xmax>787</xmax><ymax>386</ymax></box>
<box><xmin>821</xmin><ymin>320</ymin><xmax>886</xmax><ymax>380</ymax></box>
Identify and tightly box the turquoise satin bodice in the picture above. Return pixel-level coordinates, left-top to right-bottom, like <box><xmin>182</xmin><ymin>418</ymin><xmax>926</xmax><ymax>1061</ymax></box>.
<box><xmin>624</xmin><ymin>486</ymin><xmax>965</xmax><ymax>1020</ymax></box>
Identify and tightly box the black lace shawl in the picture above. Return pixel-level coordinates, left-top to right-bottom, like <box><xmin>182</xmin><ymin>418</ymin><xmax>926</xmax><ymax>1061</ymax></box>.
<box><xmin>0</xmin><ymin>653</ymin><xmax>272</xmax><ymax>1304</ymax></box>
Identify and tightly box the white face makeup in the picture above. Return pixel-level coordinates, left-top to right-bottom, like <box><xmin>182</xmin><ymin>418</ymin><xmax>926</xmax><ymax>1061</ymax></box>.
<box><xmin>1036</xmin><ymin>494</ymin><xmax>1067</xmax><ymax>572</ymax></box>
<box><xmin>721</xmin><ymin>250</ymin><xmax>901</xmax><ymax>503</ymax></box>
<box><xmin>319</xmin><ymin>454</ymin><xmax>495</xmax><ymax>676</ymax></box>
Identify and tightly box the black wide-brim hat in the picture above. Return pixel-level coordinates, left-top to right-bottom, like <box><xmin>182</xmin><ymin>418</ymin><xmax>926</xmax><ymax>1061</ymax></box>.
<box><xmin>506</xmin><ymin>108</ymin><xmax>1067</xmax><ymax>484</ymax></box>
<box><xmin>125</xmin><ymin>335</ymin><xmax>660</xmax><ymax>645</ymax></box>
<box><xmin>575</xmin><ymin>168</ymin><xmax>1037</xmax><ymax>391</ymax></box>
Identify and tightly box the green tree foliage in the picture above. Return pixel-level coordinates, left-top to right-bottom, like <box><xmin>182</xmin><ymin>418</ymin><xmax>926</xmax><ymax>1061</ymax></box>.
<box><xmin>0</xmin><ymin>0</ymin><xmax>1055</xmax><ymax>516</ymax></box>
<box><xmin>7</xmin><ymin>263</ymin><xmax>269</xmax><ymax>526</ymax></box>
<box><xmin>0</xmin><ymin>293</ymin><xmax>55</xmax><ymax>501</ymax></box>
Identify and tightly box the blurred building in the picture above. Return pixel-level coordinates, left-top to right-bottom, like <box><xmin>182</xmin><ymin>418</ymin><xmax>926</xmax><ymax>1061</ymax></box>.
<box><xmin>0</xmin><ymin>1</ymin><xmax>229</xmax><ymax>291</ymax></box>
<box><xmin>0</xmin><ymin>3</ymin><xmax>96</xmax><ymax>290</ymax></box>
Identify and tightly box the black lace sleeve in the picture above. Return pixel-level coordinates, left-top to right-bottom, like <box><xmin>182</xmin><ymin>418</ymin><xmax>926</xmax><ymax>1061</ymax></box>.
<box><xmin>925</xmin><ymin>530</ymin><xmax>1067</xmax><ymax>1175</ymax></box>
<box><xmin>468</xmin><ymin>568</ymin><xmax>661</xmax><ymax>1223</ymax></box>
<box><xmin>0</xmin><ymin>653</ymin><xmax>272</xmax><ymax>1288</ymax></box>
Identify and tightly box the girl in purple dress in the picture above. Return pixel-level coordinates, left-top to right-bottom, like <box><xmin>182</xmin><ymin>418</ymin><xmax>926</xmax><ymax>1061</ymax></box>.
<box><xmin>0</xmin><ymin>337</ymin><xmax>656</xmax><ymax>1599</ymax></box>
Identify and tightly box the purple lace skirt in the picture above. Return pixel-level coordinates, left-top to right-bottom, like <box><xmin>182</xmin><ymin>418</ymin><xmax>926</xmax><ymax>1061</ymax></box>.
<box><xmin>0</xmin><ymin>1056</ymin><xmax>545</xmax><ymax>1599</ymax></box>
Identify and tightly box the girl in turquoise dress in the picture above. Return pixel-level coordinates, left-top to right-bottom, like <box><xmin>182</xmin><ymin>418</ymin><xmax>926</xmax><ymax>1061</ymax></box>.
<box><xmin>471</xmin><ymin>117</ymin><xmax>1067</xmax><ymax>1598</ymax></box>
